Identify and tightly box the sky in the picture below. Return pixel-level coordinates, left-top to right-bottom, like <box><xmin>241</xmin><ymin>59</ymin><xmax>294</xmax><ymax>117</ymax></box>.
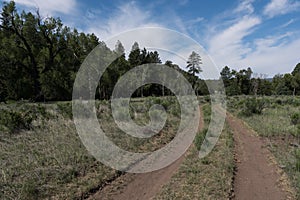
<box><xmin>2</xmin><ymin>0</ymin><xmax>300</xmax><ymax>78</ymax></box>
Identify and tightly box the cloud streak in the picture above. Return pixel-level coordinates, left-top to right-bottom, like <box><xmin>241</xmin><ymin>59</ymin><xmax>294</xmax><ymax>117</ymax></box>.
<box><xmin>203</xmin><ymin>0</ymin><xmax>300</xmax><ymax>77</ymax></box>
<box><xmin>237</xmin><ymin>34</ymin><xmax>300</xmax><ymax>76</ymax></box>
<box><xmin>208</xmin><ymin>16</ymin><xmax>261</xmax><ymax>67</ymax></box>
<box><xmin>86</xmin><ymin>1</ymin><xmax>160</xmax><ymax>40</ymax></box>
<box><xmin>13</xmin><ymin>0</ymin><xmax>77</xmax><ymax>15</ymax></box>
<box><xmin>263</xmin><ymin>0</ymin><xmax>300</xmax><ymax>18</ymax></box>
<box><xmin>234</xmin><ymin>0</ymin><xmax>255</xmax><ymax>15</ymax></box>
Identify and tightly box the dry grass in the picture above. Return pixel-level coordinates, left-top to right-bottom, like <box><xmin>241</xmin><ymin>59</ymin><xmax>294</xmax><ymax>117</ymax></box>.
<box><xmin>0</xmin><ymin>111</ymin><xmax>116</xmax><ymax>199</ymax></box>
<box><xmin>0</xmin><ymin>97</ymin><xmax>182</xmax><ymax>199</ymax></box>
<box><xmin>154</xmin><ymin>104</ymin><xmax>235</xmax><ymax>200</ymax></box>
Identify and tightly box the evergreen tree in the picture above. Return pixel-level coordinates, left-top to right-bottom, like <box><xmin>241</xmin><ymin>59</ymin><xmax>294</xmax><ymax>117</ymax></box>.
<box><xmin>186</xmin><ymin>51</ymin><xmax>202</xmax><ymax>89</ymax></box>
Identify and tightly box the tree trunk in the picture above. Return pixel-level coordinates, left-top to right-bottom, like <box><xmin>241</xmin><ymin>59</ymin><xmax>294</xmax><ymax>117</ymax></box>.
<box><xmin>293</xmin><ymin>87</ymin><xmax>296</xmax><ymax>96</ymax></box>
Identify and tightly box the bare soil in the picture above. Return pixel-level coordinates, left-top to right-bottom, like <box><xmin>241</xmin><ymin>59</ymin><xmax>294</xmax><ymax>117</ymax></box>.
<box><xmin>89</xmin><ymin>109</ymin><xmax>204</xmax><ymax>200</ymax></box>
<box><xmin>227</xmin><ymin>113</ymin><xmax>294</xmax><ymax>200</ymax></box>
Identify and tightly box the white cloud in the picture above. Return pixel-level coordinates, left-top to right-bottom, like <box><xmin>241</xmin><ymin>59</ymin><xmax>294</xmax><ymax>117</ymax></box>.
<box><xmin>279</xmin><ymin>18</ymin><xmax>295</xmax><ymax>28</ymax></box>
<box><xmin>83</xmin><ymin>1</ymin><xmax>218</xmax><ymax>78</ymax></box>
<box><xmin>208</xmin><ymin>16</ymin><xmax>261</xmax><ymax>67</ymax></box>
<box><xmin>208</xmin><ymin>14</ymin><xmax>299</xmax><ymax>77</ymax></box>
<box><xmin>86</xmin><ymin>1</ymin><xmax>160</xmax><ymax>41</ymax></box>
<box><xmin>13</xmin><ymin>0</ymin><xmax>77</xmax><ymax>15</ymax></box>
<box><xmin>263</xmin><ymin>0</ymin><xmax>300</xmax><ymax>18</ymax></box>
<box><xmin>236</xmin><ymin>34</ymin><xmax>300</xmax><ymax>76</ymax></box>
<box><xmin>204</xmin><ymin>0</ymin><xmax>300</xmax><ymax>77</ymax></box>
<box><xmin>234</xmin><ymin>0</ymin><xmax>255</xmax><ymax>14</ymax></box>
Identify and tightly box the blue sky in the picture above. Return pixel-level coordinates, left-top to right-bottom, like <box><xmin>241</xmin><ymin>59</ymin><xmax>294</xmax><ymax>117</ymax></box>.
<box><xmin>3</xmin><ymin>0</ymin><xmax>300</xmax><ymax>78</ymax></box>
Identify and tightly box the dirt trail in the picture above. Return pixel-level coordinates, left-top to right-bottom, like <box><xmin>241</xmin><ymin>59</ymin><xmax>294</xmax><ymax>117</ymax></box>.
<box><xmin>89</xmin><ymin>108</ymin><xmax>204</xmax><ymax>200</ymax></box>
<box><xmin>227</xmin><ymin>113</ymin><xmax>292</xmax><ymax>200</ymax></box>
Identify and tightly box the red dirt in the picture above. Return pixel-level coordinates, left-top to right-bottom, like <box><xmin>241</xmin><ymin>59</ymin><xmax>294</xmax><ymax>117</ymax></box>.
<box><xmin>227</xmin><ymin>113</ymin><xmax>293</xmax><ymax>200</ymax></box>
<box><xmin>89</xmin><ymin>109</ymin><xmax>204</xmax><ymax>200</ymax></box>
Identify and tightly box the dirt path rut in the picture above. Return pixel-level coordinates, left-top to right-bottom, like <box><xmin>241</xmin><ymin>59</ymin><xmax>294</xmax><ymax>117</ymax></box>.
<box><xmin>89</xmin><ymin>108</ymin><xmax>204</xmax><ymax>200</ymax></box>
<box><xmin>227</xmin><ymin>113</ymin><xmax>293</xmax><ymax>200</ymax></box>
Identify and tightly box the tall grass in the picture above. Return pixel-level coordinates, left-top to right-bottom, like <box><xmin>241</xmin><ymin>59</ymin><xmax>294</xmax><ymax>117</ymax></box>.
<box><xmin>0</xmin><ymin>97</ymin><xmax>182</xmax><ymax>199</ymax></box>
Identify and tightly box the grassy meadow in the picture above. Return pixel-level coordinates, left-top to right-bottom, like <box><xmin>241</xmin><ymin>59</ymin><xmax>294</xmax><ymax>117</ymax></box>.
<box><xmin>0</xmin><ymin>97</ymin><xmax>183</xmax><ymax>199</ymax></box>
<box><xmin>1</xmin><ymin>95</ymin><xmax>299</xmax><ymax>199</ymax></box>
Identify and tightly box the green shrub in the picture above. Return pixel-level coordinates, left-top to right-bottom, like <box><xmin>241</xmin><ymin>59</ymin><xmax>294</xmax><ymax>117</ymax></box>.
<box><xmin>204</xmin><ymin>95</ymin><xmax>211</xmax><ymax>103</ymax></box>
<box><xmin>161</xmin><ymin>98</ymin><xmax>173</xmax><ymax>110</ymax></box>
<box><xmin>169</xmin><ymin>103</ymin><xmax>180</xmax><ymax>117</ymax></box>
<box><xmin>202</xmin><ymin>105</ymin><xmax>211</xmax><ymax>124</ymax></box>
<box><xmin>22</xmin><ymin>179</ymin><xmax>40</xmax><ymax>200</ymax></box>
<box><xmin>57</xmin><ymin>102</ymin><xmax>72</xmax><ymax>119</ymax></box>
<box><xmin>294</xmin><ymin>149</ymin><xmax>300</xmax><ymax>172</ymax></box>
<box><xmin>240</xmin><ymin>98</ymin><xmax>268</xmax><ymax>117</ymax></box>
<box><xmin>194</xmin><ymin>128</ymin><xmax>208</xmax><ymax>151</ymax></box>
<box><xmin>275</xmin><ymin>99</ymin><xmax>283</xmax><ymax>105</ymax></box>
<box><xmin>36</xmin><ymin>104</ymin><xmax>50</xmax><ymax>119</ymax></box>
<box><xmin>290</xmin><ymin>112</ymin><xmax>300</xmax><ymax>125</ymax></box>
<box><xmin>0</xmin><ymin>109</ymin><xmax>36</xmax><ymax>133</ymax></box>
<box><xmin>22</xmin><ymin>104</ymin><xmax>53</xmax><ymax>120</ymax></box>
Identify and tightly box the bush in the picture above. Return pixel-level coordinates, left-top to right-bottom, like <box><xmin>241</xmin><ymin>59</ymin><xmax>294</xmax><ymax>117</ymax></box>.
<box><xmin>0</xmin><ymin>109</ymin><xmax>36</xmax><ymax>133</ymax></box>
<box><xmin>290</xmin><ymin>112</ymin><xmax>300</xmax><ymax>125</ymax></box>
<box><xmin>240</xmin><ymin>98</ymin><xmax>268</xmax><ymax>117</ymax></box>
<box><xmin>169</xmin><ymin>103</ymin><xmax>180</xmax><ymax>117</ymax></box>
<box><xmin>57</xmin><ymin>102</ymin><xmax>72</xmax><ymax>119</ymax></box>
<box><xmin>36</xmin><ymin>104</ymin><xmax>50</xmax><ymax>119</ymax></box>
<box><xmin>194</xmin><ymin>128</ymin><xmax>208</xmax><ymax>151</ymax></box>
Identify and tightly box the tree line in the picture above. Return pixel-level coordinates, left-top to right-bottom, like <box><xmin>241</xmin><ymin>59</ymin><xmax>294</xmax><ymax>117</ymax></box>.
<box><xmin>0</xmin><ymin>1</ymin><xmax>299</xmax><ymax>102</ymax></box>
<box><xmin>0</xmin><ymin>1</ymin><xmax>209</xmax><ymax>101</ymax></box>
<box><xmin>220</xmin><ymin>64</ymin><xmax>300</xmax><ymax>96</ymax></box>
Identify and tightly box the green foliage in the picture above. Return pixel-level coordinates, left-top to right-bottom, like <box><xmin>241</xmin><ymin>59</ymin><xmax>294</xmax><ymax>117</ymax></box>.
<box><xmin>22</xmin><ymin>179</ymin><xmax>40</xmax><ymax>200</ymax></box>
<box><xmin>240</xmin><ymin>98</ymin><xmax>268</xmax><ymax>117</ymax></box>
<box><xmin>0</xmin><ymin>1</ymin><xmax>99</xmax><ymax>101</ymax></box>
<box><xmin>194</xmin><ymin>128</ymin><xmax>208</xmax><ymax>151</ymax></box>
<box><xmin>56</xmin><ymin>102</ymin><xmax>73</xmax><ymax>119</ymax></box>
<box><xmin>294</xmin><ymin>149</ymin><xmax>300</xmax><ymax>172</ymax></box>
<box><xmin>202</xmin><ymin>104</ymin><xmax>212</xmax><ymax>124</ymax></box>
<box><xmin>186</xmin><ymin>51</ymin><xmax>202</xmax><ymax>89</ymax></box>
<box><xmin>220</xmin><ymin>66</ymin><xmax>253</xmax><ymax>96</ymax></box>
<box><xmin>2</xmin><ymin>1</ymin><xmax>300</xmax><ymax>103</ymax></box>
<box><xmin>0</xmin><ymin>109</ymin><xmax>36</xmax><ymax>133</ymax></box>
<box><xmin>186</xmin><ymin>51</ymin><xmax>202</xmax><ymax>75</ymax></box>
<box><xmin>290</xmin><ymin>112</ymin><xmax>300</xmax><ymax>125</ymax></box>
